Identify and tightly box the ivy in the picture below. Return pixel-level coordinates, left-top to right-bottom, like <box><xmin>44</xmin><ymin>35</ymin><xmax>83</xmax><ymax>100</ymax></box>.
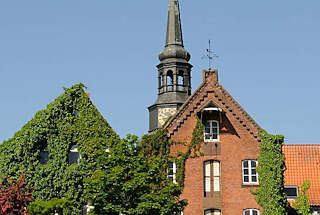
<box><xmin>254</xmin><ymin>131</ymin><xmax>289</xmax><ymax>215</ymax></box>
<box><xmin>293</xmin><ymin>181</ymin><xmax>313</xmax><ymax>215</ymax></box>
<box><xmin>175</xmin><ymin>119</ymin><xmax>203</xmax><ymax>187</ymax></box>
<box><xmin>0</xmin><ymin>84</ymin><xmax>119</xmax><ymax>214</ymax></box>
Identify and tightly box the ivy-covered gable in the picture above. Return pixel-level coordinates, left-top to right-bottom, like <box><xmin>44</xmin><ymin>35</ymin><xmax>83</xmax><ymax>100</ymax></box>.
<box><xmin>0</xmin><ymin>83</ymin><xmax>119</xmax><ymax>213</ymax></box>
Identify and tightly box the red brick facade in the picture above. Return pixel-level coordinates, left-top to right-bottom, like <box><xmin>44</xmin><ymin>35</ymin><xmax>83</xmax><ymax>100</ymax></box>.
<box><xmin>166</xmin><ymin>70</ymin><xmax>263</xmax><ymax>215</ymax></box>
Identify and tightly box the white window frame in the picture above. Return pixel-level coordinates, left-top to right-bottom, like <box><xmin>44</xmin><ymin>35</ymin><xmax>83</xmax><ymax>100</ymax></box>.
<box><xmin>242</xmin><ymin>160</ymin><xmax>258</xmax><ymax>185</ymax></box>
<box><xmin>204</xmin><ymin>120</ymin><xmax>219</xmax><ymax>142</ymax></box>
<box><xmin>204</xmin><ymin>209</ymin><xmax>221</xmax><ymax>215</ymax></box>
<box><xmin>204</xmin><ymin>160</ymin><xmax>220</xmax><ymax>194</ymax></box>
<box><xmin>284</xmin><ymin>186</ymin><xmax>299</xmax><ymax>199</ymax></box>
<box><xmin>68</xmin><ymin>145</ymin><xmax>81</xmax><ymax>164</ymax></box>
<box><xmin>168</xmin><ymin>161</ymin><xmax>177</xmax><ymax>184</ymax></box>
<box><xmin>243</xmin><ymin>209</ymin><xmax>260</xmax><ymax>215</ymax></box>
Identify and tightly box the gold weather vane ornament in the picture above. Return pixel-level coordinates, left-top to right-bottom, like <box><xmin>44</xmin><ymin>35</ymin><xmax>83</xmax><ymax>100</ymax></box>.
<box><xmin>202</xmin><ymin>39</ymin><xmax>219</xmax><ymax>70</ymax></box>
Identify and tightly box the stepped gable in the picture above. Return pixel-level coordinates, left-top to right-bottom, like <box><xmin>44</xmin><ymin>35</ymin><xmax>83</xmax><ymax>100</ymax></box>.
<box><xmin>283</xmin><ymin>144</ymin><xmax>320</xmax><ymax>206</ymax></box>
<box><xmin>165</xmin><ymin>69</ymin><xmax>262</xmax><ymax>140</ymax></box>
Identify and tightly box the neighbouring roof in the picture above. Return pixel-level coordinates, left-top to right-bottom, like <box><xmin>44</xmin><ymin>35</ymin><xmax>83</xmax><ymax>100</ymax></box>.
<box><xmin>283</xmin><ymin>144</ymin><xmax>320</xmax><ymax>206</ymax></box>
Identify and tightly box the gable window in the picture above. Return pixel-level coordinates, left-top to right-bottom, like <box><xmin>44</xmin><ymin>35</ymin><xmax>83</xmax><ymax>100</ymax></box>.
<box><xmin>168</xmin><ymin>161</ymin><xmax>177</xmax><ymax>184</ymax></box>
<box><xmin>243</xmin><ymin>209</ymin><xmax>260</xmax><ymax>215</ymax></box>
<box><xmin>204</xmin><ymin>120</ymin><xmax>219</xmax><ymax>142</ymax></box>
<box><xmin>204</xmin><ymin>209</ymin><xmax>221</xmax><ymax>215</ymax></box>
<box><xmin>284</xmin><ymin>186</ymin><xmax>298</xmax><ymax>199</ymax></box>
<box><xmin>204</xmin><ymin>160</ymin><xmax>220</xmax><ymax>196</ymax></box>
<box><xmin>68</xmin><ymin>145</ymin><xmax>80</xmax><ymax>164</ymax></box>
<box><xmin>242</xmin><ymin>160</ymin><xmax>258</xmax><ymax>184</ymax></box>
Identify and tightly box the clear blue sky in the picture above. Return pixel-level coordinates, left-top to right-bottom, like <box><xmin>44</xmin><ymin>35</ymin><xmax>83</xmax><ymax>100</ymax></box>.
<box><xmin>1</xmin><ymin>0</ymin><xmax>319</xmax><ymax>144</ymax></box>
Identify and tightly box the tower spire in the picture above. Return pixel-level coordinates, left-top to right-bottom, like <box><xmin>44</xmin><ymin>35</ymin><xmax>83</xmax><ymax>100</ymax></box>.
<box><xmin>148</xmin><ymin>0</ymin><xmax>193</xmax><ymax>132</ymax></box>
<box><xmin>166</xmin><ymin>0</ymin><xmax>184</xmax><ymax>47</ymax></box>
<box><xmin>159</xmin><ymin>0</ymin><xmax>190</xmax><ymax>62</ymax></box>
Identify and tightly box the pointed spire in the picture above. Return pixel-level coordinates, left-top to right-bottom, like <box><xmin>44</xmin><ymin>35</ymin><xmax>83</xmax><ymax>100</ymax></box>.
<box><xmin>166</xmin><ymin>0</ymin><xmax>184</xmax><ymax>47</ymax></box>
<box><xmin>159</xmin><ymin>0</ymin><xmax>190</xmax><ymax>62</ymax></box>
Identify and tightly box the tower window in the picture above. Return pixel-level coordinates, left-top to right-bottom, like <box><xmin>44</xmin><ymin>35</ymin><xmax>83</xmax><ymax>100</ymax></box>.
<box><xmin>243</xmin><ymin>209</ymin><xmax>260</xmax><ymax>215</ymax></box>
<box><xmin>177</xmin><ymin>70</ymin><xmax>184</xmax><ymax>91</ymax></box>
<box><xmin>167</xmin><ymin>161</ymin><xmax>177</xmax><ymax>184</ymax></box>
<box><xmin>166</xmin><ymin>70</ymin><xmax>173</xmax><ymax>92</ymax></box>
<box><xmin>68</xmin><ymin>145</ymin><xmax>80</xmax><ymax>164</ymax></box>
<box><xmin>204</xmin><ymin>160</ymin><xmax>220</xmax><ymax>196</ymax></box>
<box><xmin>204</xmin><ymin>209</ymin><xmax>221</xmax><ymax>215</ymax></box>
<box><xmin>242</xmin><ymin>160</ymin><xmax>258</xmax><ymax>184</ymax></box>
<box><xmin>204</xmin><ymin>120</ymin><xmax>219</xmax><ymax>142</ymax></box>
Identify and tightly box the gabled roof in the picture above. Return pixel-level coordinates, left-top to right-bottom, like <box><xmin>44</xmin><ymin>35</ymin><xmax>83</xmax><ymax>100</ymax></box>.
<box><xmin>283</xmin><ymin>144</ymin><xmax>320</xmax><ymax>206</ymax></box>
<box><xmin>165</xmin><ymin>70</ymin><xmax>262</xmax><ymax>140</ymax></box>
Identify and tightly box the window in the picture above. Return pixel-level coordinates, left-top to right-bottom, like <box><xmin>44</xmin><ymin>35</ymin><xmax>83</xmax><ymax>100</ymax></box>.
<box><xmin>168</xmin><ymin>161</ymin><xmax>177</xmax><ymax>184</ymax></box>
<box><xmin>204</xmin><ymin>209</ymin><xmax>221</xmax><ymax>215</ymax></box>
<box><xmin>242</xmin><ymin>160</ymin><xmax>258</xmax><ymax>184</ymax></box>
<box><xmin>82</xmin><ymin>204</ymin><xmax>94</xmax><ymax>215</ymax></box>
<box><xmin>243</xmin><ymin>209</ymin><xmax>260</xmax><ymax>215</ymax></box>
<box><xmin>204</xmin><ymin>120</ymin><xmax>219</xmax><ymax>142</ymax></box>
<box><xmin>68</xmin><ymin>145</ymin><xmax>80</xmax><ymax>164</ymax></box>
<box><xmin>40</xmin><ymin>150</ymin><xmax>49</xmax><ymax>164</ymax></box>
<box><xmin>166</xmin><ymin>70</ymin><xmax>173</xmax><ymax>92</ymax></box>
<box><xmin>204</xmin><ymin>160</ymin><xmax>220</xmax><ymax>196</ymax></box>
<box><xmin>284</xmin><ymin>186</ymin><xmax>298</xmax><ymax>199</ymax></box>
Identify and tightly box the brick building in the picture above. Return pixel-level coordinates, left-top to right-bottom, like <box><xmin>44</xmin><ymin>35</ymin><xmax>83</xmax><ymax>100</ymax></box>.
<box><xmin>148</xmin><ymin>0</ymin><xmax>320</xmax><ymax>214</ymax></box>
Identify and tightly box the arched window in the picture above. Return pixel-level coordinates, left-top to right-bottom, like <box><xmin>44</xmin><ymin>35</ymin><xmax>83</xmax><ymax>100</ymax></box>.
<box><xmin>166</xmin><ymin>70</ymin><xmax>173</xmax><ymax>92</ymax></box>
<box><xmin>68</xmin><ymin>144</ymin><xmax>80</xmax><ymax>164</ymax></box>
<box><xmin>204</xmin><ymin>160</ymin><xmax>220</xmax><ymax>197</ymax></box>
<box><xmin>204</xmin><ymin>120</ymin><xmax>219</xmax><ymax>142</ymax></box>
<box><xmin>177</xmin><ymin>70</ymin><xmax>184</xmax><ymax>91</ymax></box>
<box><xmin>159</xmin><ymin>72</ymin><xmax>163</xmax><ymax>87</ymax></box>
<box><xmin>204</xmin><ymin>209</ymin><xmax>221</xmax><ymax>215</ymax></box>
<box><xmin>243</xmin><ymin>209</ymin><xmax>260</xmax><ymax>215</ymax></box>
<box><xmin>242</xmin><ymin>160</ymin><xmax>258</xmax><ymax>184</ymax></box>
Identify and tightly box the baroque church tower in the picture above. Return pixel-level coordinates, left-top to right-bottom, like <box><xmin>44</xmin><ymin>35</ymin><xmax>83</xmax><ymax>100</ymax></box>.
<box><xmin>148</xmin><ymin>0</ymin><xmax>192</xmax><ymax>132</ymax></box>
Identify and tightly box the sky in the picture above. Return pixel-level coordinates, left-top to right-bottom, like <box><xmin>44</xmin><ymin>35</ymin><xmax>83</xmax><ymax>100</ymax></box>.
<box><xmin>0</xmin><ymin>0</ymin><xmax>319</xmax><ymax>144</ymax></box>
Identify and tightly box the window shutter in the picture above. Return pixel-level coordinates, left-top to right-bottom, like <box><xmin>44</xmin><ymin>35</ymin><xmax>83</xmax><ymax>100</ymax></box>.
<box><xmin>205</xmin><ymin>161</ymin><xmax>211</xmax><ymax>192</ymax></box>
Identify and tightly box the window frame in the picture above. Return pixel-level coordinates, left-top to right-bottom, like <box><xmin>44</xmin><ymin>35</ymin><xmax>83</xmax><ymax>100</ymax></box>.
<box><xmin>284</xmin><ymin>186</ymin><xmax>299</xmax><ymax>199</ymax></box>
<box><xmin>204</xmin><ymin>120</ymin><xmax>220</xmax><ymax>142</ymax></box>
<box><xmin>242</xmin><ymin>160</ymin><xmax>259</xmax><ymax>185</ymax></box>
<box><xmin>243</xmin><ymin>209</ymin><xmax>260</xmax><ymax>215</ymax></box>
<box><xmin>204</xmin><ymin>160</ymin><xmax>221</xmax><ymax>197</ymax></box>
<box><xmin>168</xmin><ymin>161</ymin><xmax>177</xmax><ymax>184</ymax></box>
<box><xmin>68</xmin><ymin>144</ymin><xmax>81</xmax><ymax>164</ymax></box>
<box><xmin>204</xmin><ymin>208</ymin><xmax>221</xmax><ymax>215</ymax></box>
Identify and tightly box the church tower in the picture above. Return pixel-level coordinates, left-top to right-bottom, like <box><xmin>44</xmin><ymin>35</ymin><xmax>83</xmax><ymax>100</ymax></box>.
<box><xmin>148</xmin><ymin>0</ymin><xmax>193</xmax><ymax>132</ymax></box>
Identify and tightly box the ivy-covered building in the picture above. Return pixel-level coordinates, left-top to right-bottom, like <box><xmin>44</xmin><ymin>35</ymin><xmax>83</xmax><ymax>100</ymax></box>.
<box><xmin>148</xmin><ymin>0</ymin><xmax>320</xmax><ymax>215</ymax></box>
<box><xmin>0</xmin><ymin>84</ymin><xmax>119</xmax><ymax>214</ymax></box>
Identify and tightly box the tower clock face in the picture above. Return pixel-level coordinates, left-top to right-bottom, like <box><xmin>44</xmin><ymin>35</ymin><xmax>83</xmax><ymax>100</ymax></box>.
<box><xmin>158</xmin><ymin>107</ymin><xmax>177</xmax><ymax>126</ymax></box>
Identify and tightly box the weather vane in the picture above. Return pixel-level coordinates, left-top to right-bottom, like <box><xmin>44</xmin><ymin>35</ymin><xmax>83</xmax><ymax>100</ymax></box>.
<box><xmin>202</xmin><ymin>39</ymin><xmax>219</xmax><ymax>70</ymax></box>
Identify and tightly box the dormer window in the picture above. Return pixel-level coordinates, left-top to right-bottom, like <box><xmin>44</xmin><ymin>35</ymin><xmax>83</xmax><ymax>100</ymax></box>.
<box><xmin>68</xmin><ymin>145</ymin><xmax>80</xmax><ymax>164</ymax></box>
<box><xmin>284</xmin><ymin>186</ymin><xmax>298</xmax><ymax>199</ymax></box>
<box><xmin>204</xmin><ymin>120</ymin><xmax>219</xmax><ymax>142</ymax></box>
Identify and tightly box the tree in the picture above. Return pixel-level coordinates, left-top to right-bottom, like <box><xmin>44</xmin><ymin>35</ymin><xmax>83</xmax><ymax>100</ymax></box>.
<box><xmin>0</xmin><ymin>172</ymin><xmax>33</xmax><ymax>215</ymax></box>
<box><xmin>293</xmin><ymin>181</ymin><xmax>313</xmax><ymax>215</ymax></box>
<box><xmin>84</xmin><ymin>133</ymin><xmax>187</xmax><ymax>215</ymax></box>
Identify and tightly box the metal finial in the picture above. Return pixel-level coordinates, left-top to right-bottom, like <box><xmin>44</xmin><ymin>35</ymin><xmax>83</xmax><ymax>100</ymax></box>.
<box><xmin>202</xmin><ymin>40</ymin><xmax>219</xmax><ymax>70</ymax></box>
